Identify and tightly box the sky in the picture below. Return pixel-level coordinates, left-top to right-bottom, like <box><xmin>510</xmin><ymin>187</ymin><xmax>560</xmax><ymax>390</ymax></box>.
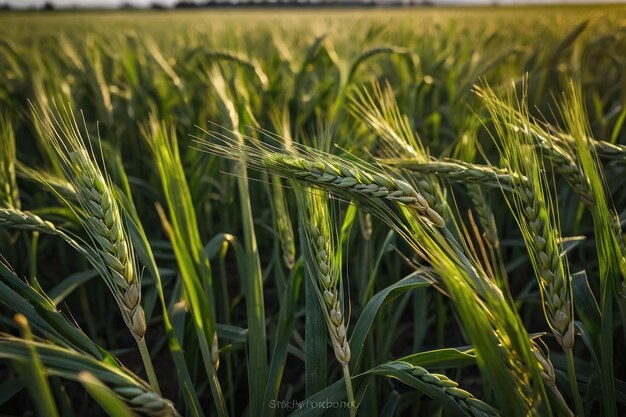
<box><xmin>4</xmin><ymin>0</ymin><xmax>624</xmax><ymax>7</ymax></box>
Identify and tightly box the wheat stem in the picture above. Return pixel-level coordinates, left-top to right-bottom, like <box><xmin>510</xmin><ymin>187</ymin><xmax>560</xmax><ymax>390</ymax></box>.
<box><xmin>565</xmin><ymin>348</ymin><xmax>584</xmax><ymax>417</ymax></box>
<box><xmin>138</xmin><ymin>338</ymin><xmax>161</xmax><ymax>396</ymax></box>
<box><xmin>342</xmin><ymin>365</ymin><xmax>356</xmax><ymax>417</ymax></box>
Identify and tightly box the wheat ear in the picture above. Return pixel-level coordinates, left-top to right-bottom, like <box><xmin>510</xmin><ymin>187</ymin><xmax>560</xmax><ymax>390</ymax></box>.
<box><xmin>381</xmin><ymin>362</ymin><xmax>501</xmax><ymax>416</ymax></box>
<box><xmin>32</xmin><ymin>105</ymin><xmax>145</xmax><ymax>342</ymax></box>
<box><xmin>264</xmin><ymin>153</ymin><xmax>445</xmax><ymax>227</ymax></box>
<box><xmin>195</xmin><ymin>128</ymin><xmax>445</xmax><ymax>228</ymax></box>
<box><xmin>382</xmin><ymin>158</ymin><xmax>521</xmax><ymax>191</ymax></box>
<box><xmin>70</xmin><ymin>148</ymin><xmax>145</xmax><ymax>341</ymax></box>
<box><xmin>480</xmin><ymin>86</ymin><xmax>575</xmax><ymax>350</ymax></box>
<box><xmin>516</xmin><ymin>177</ymin><xmax>574</xmax><ymax>349</ymax></box>
<box><xmin>301</xmin><ymin>191</ymin><xmax>350</xmax><ymax>366</ymax></box>
<box><xmin>297</xmin><ymin>188</ymin><xmax>355</xmax><ymax>416</ymax></box>
<box><xmin>531</xmin><ymin>342</ymin><xmax>574</xmax><ymax>417</ymax></box>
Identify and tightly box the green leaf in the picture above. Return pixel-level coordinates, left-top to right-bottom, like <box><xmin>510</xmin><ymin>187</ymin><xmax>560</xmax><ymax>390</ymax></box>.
<box><xmin>48</xmin><ymin>270</ymin><xmax>98</xmax><ymax>305</ymax></box>
<box><xmin>262</xmin><ymin>261</ymin><xmax>304</xmax><ymax>417</ymax></box>
<box><xmin>571</xmin><ymin>270</ymin><xmax>601</xmax><ymax>341</ymax></box>
<box><xmin>350</xmin><ymin>272</ymin><xmax>431</xmax><ymax>372</ymax></box>
<box><xmin>397</xmin><ymin>347</ymin><xmax>476</xmax><ymax>369</ymax></box>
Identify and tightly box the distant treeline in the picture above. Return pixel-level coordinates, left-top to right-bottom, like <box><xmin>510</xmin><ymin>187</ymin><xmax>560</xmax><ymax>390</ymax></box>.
<box><xmin>173</xmin><ymin>0</ymin><xmax>434</xmax><ymax>6</ymax></box>
<box><xmin>0</xmin><ymin>0</ymin><xmax>438</xmax><ymax>11</ymax></box>
<box><xmin>171</xmin><ymin>0</ymin><xmax>433</xmax><ymax>7</ymax></box>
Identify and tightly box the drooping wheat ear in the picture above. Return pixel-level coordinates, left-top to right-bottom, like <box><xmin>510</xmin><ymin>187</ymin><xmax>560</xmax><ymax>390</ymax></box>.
<box><xmin>0</xmin><ymin>207</ymin><xmax>59</xmax><ymax>234</ymax></box>
<box><xmin>111</xmin><ymin>384</ymin><xmax>179</xmax><ymax>417</ymax></box>
<box><xmin>32</xmin><ymin>105</ymin><xmax>145</xmax><ymax>341</ymax></box>
<box><xmin>0</xmin><ymin>207</ymin><xmax>148</xmax><ymax>338</ymax></box>
<box><xmin>263</xmin><ymin>153</ymin><xmax>445</xmax><ymax>227</ymax></box>
<box><xmin>537</xmin><ymin>126</ymin><xmax>626</xmax><ymax>163</ymax></box>
<box><xmin>16</xmin><ymin>161</ymin><xmax>77</xmax><ymax>201</ymax></box>
<box><xmin>401</xmin><ymin>364</ymin><xmax>500</xmax><ymax>416</ymax></box>
<box><xmin>0</xmin><ymin>337</ymin><xmax>179</xmax><ymax>417</ymax></box>
<box><xmin>0</xmin><ymin>207</ymin><xmax>144</xmax><ymax>319</ymax></box>
<box><xmin>195</xmin><ymin>129</ymin><xmax>445</xmax><ymax>227</ymax></box>
<box><xmin>480</xmin><ymin>86</ymin><xmax>574</xmax><ymax>350</ymax></box>
<box><xmin>0</xmin><ymin>207</ymin><xmax>102</xmax><ymax>264</ymax></box>
<box><xmin>349</xmin><ymin>82</ymin><xmax>447</xmax><ymax>216</ymax></box>
<box><xmin>382</xmin><ymin>158</ymin><xmax>522</xmax><ymax>191</ymax></box>
<box><xmin>0</xmin><ymin>116</ymin><xmax>19</xmax><ymax>208</ymax></box>
<box><xmin>593</xmin><ymin>139</ymin><xmax>626</xmax><ymax>162</ymax></box>
<box><xmin>300</xmin><ymin>190</ymin><xmax>350</xmax><ymax>366</ymax></box>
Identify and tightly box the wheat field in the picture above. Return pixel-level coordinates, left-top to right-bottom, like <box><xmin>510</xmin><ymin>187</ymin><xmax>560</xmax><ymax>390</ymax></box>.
<box><xmin>1</xmin><ymin>5</ymin><xmax>626</xmax><ymax>417</ymax></box>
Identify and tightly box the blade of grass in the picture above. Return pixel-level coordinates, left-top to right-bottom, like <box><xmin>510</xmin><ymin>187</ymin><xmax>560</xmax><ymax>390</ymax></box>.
<box><xmin>13</xmin><ymin>314</ymin><xmax>60</xmax><ymax>417</ymax></box>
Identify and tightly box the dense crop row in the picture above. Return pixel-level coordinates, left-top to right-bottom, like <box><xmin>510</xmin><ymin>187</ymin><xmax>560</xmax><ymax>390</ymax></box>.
<box><xmin>1</xmin><ymin>7</ymin><xmax>626</xmax><ymax>417</ymax></box>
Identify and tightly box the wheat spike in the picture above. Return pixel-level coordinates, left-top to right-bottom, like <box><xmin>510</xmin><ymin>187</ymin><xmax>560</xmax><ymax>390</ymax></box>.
<box><xmin>32</xmin><ymin>105</ymin><xmax>146</xmax><ymax>341</ymax></box>
<box><xmin>379</xmin><ymin>362</ymin><xmax>501</xmax><ymax>416</ymax></box>
<box><xmin>479</xmin><ymin>85</ymin><xmax>575</xmax><ymax>350</ymax></box>
<box><xmin>517</xmin><ymin>180</ymin><xmax>574</xmax><ymax>348</ymax></box>
<box><xmin>263</xmin><ymin>153</ymin><xmax>445</xmax><ymax>227</ymax></box>
<box><xmin>383</xmin><ymin>158</ymin><xmax>523</xmax><ymax>192</ymax></box>
<box><xmin>69</xmin><ymin>149</ymin><xmax>145</xmax><ymax>340</ymax></box>
<box><xmin>300</xmin><ymin>191</ymin><xmax>351</xmax><ymax>365</ymax></box>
